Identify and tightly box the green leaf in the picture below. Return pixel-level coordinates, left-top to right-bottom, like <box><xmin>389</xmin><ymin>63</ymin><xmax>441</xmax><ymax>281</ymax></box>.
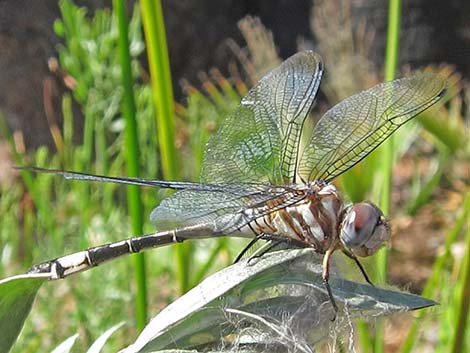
<box><xmin>125</xmin><ymin>249</ymin><xmax>436</xmax><ymax>353</ymax></box>
<box><xmin>50</xmin><ymin>334</ymin><xmax>79</xmax><ymax>353</ymax></box>
<box><xmin>86</xmin><ymin>322</ymin><xmax>125</xmax><ymax>353</ymax></box>
<box><xmin>0</xmin><ymin>274</ymin><xmax>46</xmax><ymax>353</ymax></box>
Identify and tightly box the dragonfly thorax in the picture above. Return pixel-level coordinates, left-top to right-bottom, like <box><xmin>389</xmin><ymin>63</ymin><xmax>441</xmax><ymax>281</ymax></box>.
<box><xmin>242</xmin><ymin>183</ymin><xmax>344</xmax><ymax>253</ymax></box>
<box><xmin>240</xmin><ymin>182</ymin><xmax>391</xmax><ymax>257</ymax></box>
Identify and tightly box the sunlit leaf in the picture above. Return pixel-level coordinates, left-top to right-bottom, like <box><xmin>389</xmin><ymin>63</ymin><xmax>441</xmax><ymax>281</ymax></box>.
<box><xmin>50</xmin><ymin>333</ymin><xmax>79</xmax><ymax>353</ymax></box>
<box><xmin>122</xmin><ymin>249</ymin><xmax>436</xmax><ymax>353</ymax></box>
<box><xmin>86</xmin><ymin>322</ymin><xmax>126</xmax><ymax>353</ymax></box>
<box><xmin>0</xmin><ymin>274</ymin><xmax>46</xmax><ymax>353</ymax></box>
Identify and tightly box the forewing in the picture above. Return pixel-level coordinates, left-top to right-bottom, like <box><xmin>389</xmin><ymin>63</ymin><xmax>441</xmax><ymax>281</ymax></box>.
<box><xmin>152</xmin><ymin>52</ymin><xmax>322</xmax><ymax>230</ymax></box>
<box><xmin>200</xmin><ymin>51</ymin><xmax>323</xmax><ymax>185</ymax></box>
<box><xmin>298</xmin><ymin>73</ymin><xmax>447</xmax><ymax>182</ymax></box>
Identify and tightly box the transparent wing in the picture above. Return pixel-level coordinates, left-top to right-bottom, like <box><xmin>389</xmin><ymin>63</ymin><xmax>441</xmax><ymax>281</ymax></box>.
<box><xmin>151</xmin><ymin>184</ymin><xmax>269</xmax><ymax>229</ymax></box>
<box><xmin>151</xmin><ymin>51</ymin><xmax>322</xmax><ymax>229</ymax></box>
<box><xmin>298</xmin><ymin>73</ymin><xmax>447</xmax><ymax>183</ymax></box>
<box><xmin>22</xmin><ymin>168</ymin><xmax>303</xmax><ymax>233</ymax></box>
<box><xmin>200</xmin><ymin>50</ymin><xmax>323</xmax><ymax>185</ymax></box>
<box><xmin>150</xmin><ymin>183</ymin><xmax>305</xmax><ymax>232</ymax></box>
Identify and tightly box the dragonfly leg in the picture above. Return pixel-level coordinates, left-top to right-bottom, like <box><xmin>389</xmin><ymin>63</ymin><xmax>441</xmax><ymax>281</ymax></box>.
<box><xmin>322</xmin><ymin>248</ymin><xmax>338</xmax><ymax>320</ymax></box>
<box><xmin>240</xmin><ymin>233</ymin><xmax>296</xmax><ymax>265</ymax></box>
<box><xmin>342</xmin><ymin>249</ymin><xmax>374</xmax><ymax>286</ymax></box>
<box><xmin>234</xmin><ymin>235</ymin><xmax>263</xmax><ymax>263</ymax></box>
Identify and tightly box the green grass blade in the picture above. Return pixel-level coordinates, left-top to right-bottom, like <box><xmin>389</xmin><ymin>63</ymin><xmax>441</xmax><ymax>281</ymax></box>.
<box><xmin>114</xmin><ymin>0</ymin><xmax>147</xmax><ymax>329</ymax></box>
<box><xmin>400</xmin><ymin>190</ymin><xmax>470</xmax><ymax>353</ymax></box>
<box><xmin>418</xmin><ymin>114</ymin><xmax>465</xmax><ymax>153</ymax></box>
<box><xmin>140</xmin><ymin>0</ymin><xmax>191</xmax><ymax>294</ymax></box>
<box><xmin>61</xmin><ymin>94</ymin><xmax>74</xmax><ymax>167</ymax></box>
<box><xmin>379</xmin><ymin>0</ymin><xmax>401</xmax><ymax>278</ymax></box>
<box><xmin>139</xmin><ymin>0</ymin><xmax>177</xmax><ymax>179</ymax></box>
<box><xmin>366</xmin><ymin>1</ymin><xmax>401</xmax><ymax>352</ymax></box>
<box><xmin>80</xmin><ymin>108</ymin><xmax>94</xmax><ymax>168</ymax></box>
<box><xmin>94</xmin><ymin>123</ymin><xmax>108</xmax><ymax>174</ymax></box>
<box><xmin>192</xmin><ymin>240</ymin><xmax>228</xmax><ymax>286</ymax></box>
<box><xmin>384</xmin><ymin>0</ymin><xmax>401</xmax><ymax>82</ymax></box>
<box><xmin>450</xmin><ymin>193</ymin><xmax>470</xmax><ymax>353</ymax></box>
<box><xmin>406</xmin><ymin>149</ymin><xmax>448</xmax><ymax>215</ymax></box>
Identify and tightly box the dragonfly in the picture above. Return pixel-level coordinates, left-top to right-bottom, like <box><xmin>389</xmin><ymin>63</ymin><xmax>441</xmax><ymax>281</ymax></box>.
<box><xmin>26</xmin><ymin>51</ymin><xmax>446</xmax><ymax>312</ymax></box>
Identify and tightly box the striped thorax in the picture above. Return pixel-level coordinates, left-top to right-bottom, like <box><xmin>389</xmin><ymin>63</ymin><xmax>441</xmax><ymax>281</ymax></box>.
<box><xmin>242</xmin><ymin>182</ymin><xmax>391</xmax><ymax>258</ymax></box>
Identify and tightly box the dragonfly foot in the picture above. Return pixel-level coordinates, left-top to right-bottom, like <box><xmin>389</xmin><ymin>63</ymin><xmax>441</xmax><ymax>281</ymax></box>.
<box><xmin>323</xmin><ymin>277</ymin><xmax>338</xmax><ymax>321</ymax></box>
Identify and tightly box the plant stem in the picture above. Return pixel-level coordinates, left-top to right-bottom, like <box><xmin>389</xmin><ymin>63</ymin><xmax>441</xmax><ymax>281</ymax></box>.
<box><xmin>384</xmin><ymin>0</ymin><xmax>401</xmax><ymax>82</ymax></box>
<box><xmin>114</xmin><ymin>0</ymin><xmax>147</xmax><ymax>329</ymax></box>
<box><xmin>450</xmin><ymin>192</ymin><xmax>470</xmax><ymax>353</ymax></box>
<box><xmin>375</xmin><ymin>1</ymin><xmax>401</xmax><ymax>352</ymax></box>
<box><xmin>140</xmin><ymin>0</ymin><xmax>190</xmax><ymax>293</ymax></box>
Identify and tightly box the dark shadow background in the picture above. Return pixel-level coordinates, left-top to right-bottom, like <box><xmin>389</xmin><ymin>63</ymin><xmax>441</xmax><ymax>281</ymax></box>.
<box><xmin>1</xmin><ymin>0</ymin><xmax>469</xmax><ymax>148</ymax></box>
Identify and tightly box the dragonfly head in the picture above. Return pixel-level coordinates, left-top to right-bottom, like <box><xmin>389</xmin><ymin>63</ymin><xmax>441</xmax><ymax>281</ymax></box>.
<box><xmin>339</xmin><ymin>202</ymin><xmax>390</xmax><ymax>257</ymax></box>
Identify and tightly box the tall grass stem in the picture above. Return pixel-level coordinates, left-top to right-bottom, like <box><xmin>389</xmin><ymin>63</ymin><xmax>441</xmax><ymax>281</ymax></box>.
<box><xmin>114</xmin><ymin>0</ymin><xmax>147</xmax><ymax>329</ymax></box>
<box><xmin>450</xmin><ymin>192</ymin><xmax>470</xmax><ymax>353</ymax></box>
<box><xmin>140</xmin><ymin>0</ymin><xmax>191</xmax><ymax>293</ymax></box>
<box><xmin>368</xmin><ymin>1</ymin><xmax>401</xmax><ymax>352</ymax></box>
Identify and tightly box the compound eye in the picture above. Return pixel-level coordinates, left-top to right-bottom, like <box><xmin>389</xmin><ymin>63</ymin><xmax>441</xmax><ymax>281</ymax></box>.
<box><xmin>340</xmin><ymin>202</ymin><xmax>390</xmax><ymax>256</ymax></box>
